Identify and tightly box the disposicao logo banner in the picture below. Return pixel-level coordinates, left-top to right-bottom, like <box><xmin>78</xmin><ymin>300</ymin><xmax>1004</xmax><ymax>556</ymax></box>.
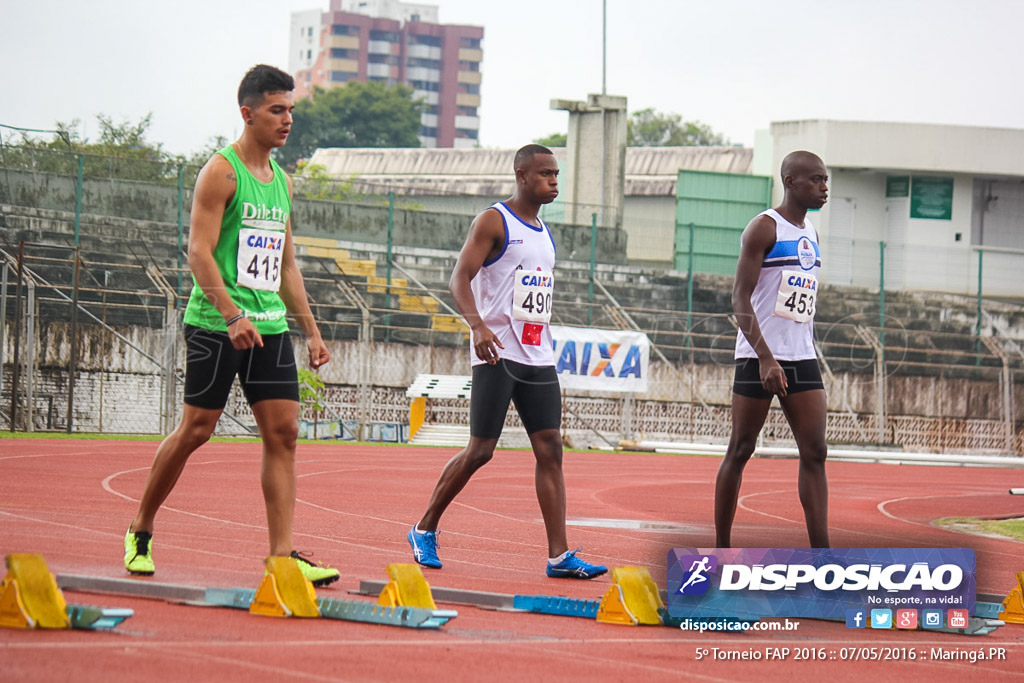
<box><xmin>667</xmin><ymin>548</ymin><xmax>976</xmax><ymax>620</ymax></box>
<box><xmin>550</xmin><ymin>325</ymin><xmax>650</xmax><ymax>394</ymax></box>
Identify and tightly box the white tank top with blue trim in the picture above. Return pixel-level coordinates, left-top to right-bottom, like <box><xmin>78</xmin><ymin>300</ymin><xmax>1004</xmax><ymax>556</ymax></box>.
<box><xmin>469</xmin><ymin>202</ymin><xmax>557</xmax><ymax>367</ymax></box>
<box><xmin>734</xmin><ymin>208</ymin><xmax>821</xmax><ymax>361</ymax></box>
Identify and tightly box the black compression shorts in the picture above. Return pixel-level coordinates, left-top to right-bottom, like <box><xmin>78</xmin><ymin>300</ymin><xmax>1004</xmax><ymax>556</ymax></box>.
<box><xmin>470</xmin><ymin>360</ymin><xmax>561</xmax><ymax>439</ymax></box>
<box><xmin>733</xmin><ymin>357</ymin><xmax>824</xmax><ymax>400</ymax></box>
<box><xmin>183</xmin><ymin>324</ymin><xmax>300</xmax><ymax>410</ymax></box>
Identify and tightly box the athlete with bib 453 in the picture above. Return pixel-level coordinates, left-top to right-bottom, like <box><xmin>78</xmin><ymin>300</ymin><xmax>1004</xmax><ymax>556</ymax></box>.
<box><xmin>714</xmin><ymin>151</ymin><xmax>832</xmax><ymax>549</ymax></box>
<box><xmin>407</xmin><ymin>145</ymin><xmax>607</xmax><ymax>579</ymax></box>
<box><xmin>123</xmin><ymin>65</ymin><xmax>339</xmax><ymax>586</ymax></box>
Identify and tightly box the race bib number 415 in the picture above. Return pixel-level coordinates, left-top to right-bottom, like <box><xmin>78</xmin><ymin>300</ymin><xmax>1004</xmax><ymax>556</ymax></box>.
<box><xmin>512</xmin><ymin>269</ymin><xmax>554</xmax><ymax>323</ymax></box>
<box><xmin>237</xmin><ymin>228</ymin><xmax>284</xmax><ymax>292</ymax></box>
<box><xmin>774</xmin><ymin>270</ymin><xmax>817</xmax><ymax>323</ymax></box>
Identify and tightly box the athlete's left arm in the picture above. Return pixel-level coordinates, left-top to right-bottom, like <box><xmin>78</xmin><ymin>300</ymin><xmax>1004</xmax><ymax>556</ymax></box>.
<box><xmin>279</xmin><ymin>175</ymin><xmax>330</xmax><ymax>369</ymax></box>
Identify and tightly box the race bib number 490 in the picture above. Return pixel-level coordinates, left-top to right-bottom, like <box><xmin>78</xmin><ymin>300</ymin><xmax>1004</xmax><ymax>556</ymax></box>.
<box><xmin>512</xmin><ymin>269</ymin><xmax>554</xmax><ymax>323</ymax></box>
<box><xmin>774</xmin><ymin>270</ymin><xmax>817</xmax><ymax>323</ymax></box>
<box><xmin>237</xmin><ymin>228</ymin><xmax>284</xmax><ymax>292</ymax></box>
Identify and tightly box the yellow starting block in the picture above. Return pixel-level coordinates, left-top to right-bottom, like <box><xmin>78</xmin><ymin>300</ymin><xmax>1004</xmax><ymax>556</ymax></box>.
<box><xmin>596</xmin><ymin>566</ymin><xmax>665</xmax><ymax>626</ymax></box>
<box><xmin>0</xmin><ymin>553</ymin><xmax>70</xmax><ymax>629</ymax></box>
<box><xmin>998</xmin><ymin>571</ymin><xmax>1024</xmax><ymax>624</ymax></box>
<box><xmin>376</xmin><ymin>563</ymin><xmax>437</xmax><ymax>609</ymax></box>
<box><xmin>250</xmin><ymin>556</ymin><xmax>320</xmax><ymax>618</ymax></box>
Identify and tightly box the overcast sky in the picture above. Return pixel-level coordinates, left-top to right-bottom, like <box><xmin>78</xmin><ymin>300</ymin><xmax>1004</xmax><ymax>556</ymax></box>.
<box><xmin>3</xmin><ymin>0</ymin><xmax>1023</xmax><ymax>156</ymax></box>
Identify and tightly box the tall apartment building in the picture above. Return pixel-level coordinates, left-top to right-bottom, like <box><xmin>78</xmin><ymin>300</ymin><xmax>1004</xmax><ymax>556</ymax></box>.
<box><xmin>290</xmin><ymin>0</ymin><xmax>483</xmax><ymax>148</ymax></box>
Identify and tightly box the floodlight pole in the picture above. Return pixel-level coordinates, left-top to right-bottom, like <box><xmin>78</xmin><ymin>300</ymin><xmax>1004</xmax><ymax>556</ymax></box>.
<box><xmin>602</xmin><ymin>0</ymin><xmax>607</xmax><ymax>95</ymax></box>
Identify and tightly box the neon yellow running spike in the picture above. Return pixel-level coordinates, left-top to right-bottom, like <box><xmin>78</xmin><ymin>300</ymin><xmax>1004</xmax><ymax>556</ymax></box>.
<box><xmin>124</xmin><ymin>528</ymin><xmax>155</xmax><ymax>576</ymax></box>
<box><xmin>290</xmin><ymin>551</ymin><xmax>339</xmax><ymax>588</ymax></box>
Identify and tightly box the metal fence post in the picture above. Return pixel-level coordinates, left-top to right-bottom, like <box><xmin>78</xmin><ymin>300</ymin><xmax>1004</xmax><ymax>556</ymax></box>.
<box><xmin>622</xmin><ymin>395</ymin><xmax>633</xmax><ymax>440</ymax></box>
<box><xmin>9</xmin><ymin>243</ymin><xmax>25</xmax><ymax>430</ymax></box>
<box><xmin>162</xmin><ymin>294</ymin><xmax>178</xmax><ymax>434</ymax></box>
<box><xmin>176</xmin><ymin>166</ymin><xmax>185</xmax><ymax>304</ymax></box>
<box><xmin>385</xmin><ymin>191</ymin><xmax>394</xmax><ymax>340</ymax></box>
<box><xmin>0</xmin><ymin>261</ymin><xmax>7</xmax><ymax>402</ymax></box>
<box><xmin>686</xmin><ymin>221</ymin><xmax>695</xmax><ymax>355</ymax></box>
<box><xmin>975</xmin><ymin>249</ymin><xmax>983</xmax><ymax>365</ymax></box>
<box><xmin>66</xmin><ymin>248</ymin><xmax>81</xmax><ymax>432</ymax></box>
<box><xmin>73</xmin><ymin>155</ymin><xmax>84</xmax><ymax>246</ymax></box>
<box><xmin>359</xmin><ymin>312</ymin><xmax>371</xmax><ymax>441</ymax></box>
<box><xmin>25</xmin><ymin>279</ymin><xmax>36</xmax><ymax>432</ymax></box>
<box><xmin>879</xmin><ymin>240</ymin><xmax>885</xmax><ymax>366</ymax></box>
<box><xmin>589</xmin><ymin>213</ymin><xmax>597</xmax><ymax>326</ymax></box>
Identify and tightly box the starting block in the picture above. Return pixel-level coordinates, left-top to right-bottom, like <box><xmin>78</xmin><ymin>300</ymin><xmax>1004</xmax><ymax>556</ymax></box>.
<box><xmin>1</xmin><ymin>554</ymin><xmax>132</xmax><ymax>630</ymax></box>
<box><xmin>250</xmin><ymin>556</ymin><xmax>320</xmax><ymax>618</ymax></box>
<box><xmin>998</xmin><ymin>571</ymin><xmax>1024</xmax><ymax>624</ymax></box>
<box><xmin>597</xmin><ymin>566</ymin><xmax>665</xmax><ymax>626</ymax></box>
<box><xmin>377</xmin><ymin>563</ymin><xmax>437</xmax><ymax>609</ymax></box>
<box><xmin>205</xmin><ymin>562</ymin><xmax>457</xmax><ymax>629</ymax></box>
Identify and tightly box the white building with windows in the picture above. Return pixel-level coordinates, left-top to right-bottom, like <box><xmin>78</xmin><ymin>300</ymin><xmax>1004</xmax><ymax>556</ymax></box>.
<box><xmin>758</xmin><ymin>120</ymin><xmax>1024</xmax><ymax>296</ymax></box>
<box><xmin>290</xmin><ymin>0</ymin><xmax>483</xmax><ymax>149</ymax></box>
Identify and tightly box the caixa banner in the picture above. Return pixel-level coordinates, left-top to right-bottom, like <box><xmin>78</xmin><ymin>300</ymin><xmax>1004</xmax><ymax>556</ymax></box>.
<box><xmin>550</xmin><ymin>326</ymin><xmax>650</xmax><ymax>394</ymax></box>
<box><xmin>667</xmin><ymin>548</ymin><xmax>976</xmax><ymax>620</ymax></box>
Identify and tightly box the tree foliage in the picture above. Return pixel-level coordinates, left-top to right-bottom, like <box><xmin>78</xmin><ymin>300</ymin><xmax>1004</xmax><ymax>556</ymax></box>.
<box><xmin>3</xmin><ymin>114</ymin><xmax>219</xmax><ymax>183</ymax></box>
<box><xmin>534</xmin><ymin>132</ymin><xmax>567</xmax><ymax>147</ymax></box>
<box><xmin>627</xmin><ymin>108</ymin><xmax>730</xmax><ymax>147</ymax></box>
<box><xmin>275</xmin><ymin>82</ymin><xmax>425</xmax><ymax>168</ymax></box>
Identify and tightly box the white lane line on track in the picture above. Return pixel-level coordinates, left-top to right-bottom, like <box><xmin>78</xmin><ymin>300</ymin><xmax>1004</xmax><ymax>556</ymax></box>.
<box><xmin>737</xmin><ymin>489</ymin><xmax>798</xmax><ymax>524</ymax></box>
<box><xmin>5</xmin><ymin>638</ymin><xmax>1021</xmax><ymax>650</ymax></box>
<box><xmin>157</xmin><ymin>648</ymin><xmax>345</xmax><ymax>683</ymax></box>
<box><xmin>877</xmin><ymin>492</ymin><xmax>999</xmax><ymax>528</ymax></box>
<box><xmin>100</xmin><ymin>467</ymin><xmax>546</xmax><ymax>574</ymax></box>
<box><xmin>875</xmin><ymin>493</ymin><xmax>1024</xmax><ymax>559</ymax></box>
<box><xmin>0</xmin><ymin>450</ymin><xmax>99</xmax><ymax>461</ymax></box>
<box><xmin>0</xmin><ymin>509</ymin><xmax>243</xmax><ymax>562</ymax></box>
<box><xmin>738</xmin><ymin>489</ymin><xmax>1024</xmax><ymax>560</ymax></box>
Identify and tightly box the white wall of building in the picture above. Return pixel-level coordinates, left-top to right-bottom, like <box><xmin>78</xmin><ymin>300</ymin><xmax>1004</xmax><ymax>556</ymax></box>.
<box><xmin>763</xmin><ymin>120</ymin><xmax>1024</xmax><ymax>296</ymax></box>
<box><xmin>339</xmin><ymin>0</ymin><xmax>438</xmax><ymax>23</ymax></box>
<box><xmin>289</xmin><ymin>9</ymin><xmax>323</xmax><ymax>75</ymax></box>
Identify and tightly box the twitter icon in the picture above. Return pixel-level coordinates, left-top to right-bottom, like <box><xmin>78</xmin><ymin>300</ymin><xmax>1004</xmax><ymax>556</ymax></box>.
<box><xmin>870</xmin><ymin>609</ymin><xmax>893</xmax><ymax>629</ymax></box>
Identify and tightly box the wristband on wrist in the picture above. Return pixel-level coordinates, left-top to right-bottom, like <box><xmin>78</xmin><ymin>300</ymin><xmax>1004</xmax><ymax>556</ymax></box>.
<box><xmin>225</xmin><ymin>313</ymin><xmax>246</xmax><ymax>327</ymax></box>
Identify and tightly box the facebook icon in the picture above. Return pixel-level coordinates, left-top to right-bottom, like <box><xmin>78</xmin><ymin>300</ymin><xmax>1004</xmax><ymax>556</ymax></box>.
<box><xmin>845</xmin><ymin>609</ymin><xmax>867</xmax><ymax>629</ymax></box>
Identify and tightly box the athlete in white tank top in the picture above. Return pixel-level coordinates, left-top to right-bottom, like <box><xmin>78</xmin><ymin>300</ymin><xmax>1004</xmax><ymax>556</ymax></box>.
<box><xmin>469</xmin><ymin>201</ymin><xmax>556</xmax><ymax>367</ymax></box>
<box><xmin>715</xmin><ymin>151</ymin><xmax>832</xmax><ymax>551</ymax></box>
<box><xmin>734</xmin><ymin>208</ymin><xmax>820</xmax><ymax>361</ymax></box>
<box><xmin>408</xmin><ymin>145</ymin><xmax>607</xmax><ymax>580</ymax></box>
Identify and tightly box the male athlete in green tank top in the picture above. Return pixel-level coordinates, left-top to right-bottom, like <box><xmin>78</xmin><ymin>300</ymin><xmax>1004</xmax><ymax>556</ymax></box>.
<box><xmin>183</xmin><ymin>144</ymin><xmax>290</xmax><ymax>334</ymax></box>
<box><xmin>123</xmin><ymin>65</ymin><xmax>339</xmax><ymax>587</ymax></box>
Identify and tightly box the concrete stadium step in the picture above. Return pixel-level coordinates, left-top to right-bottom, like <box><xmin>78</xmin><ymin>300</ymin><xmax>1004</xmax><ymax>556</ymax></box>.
<box><xmin>410</xmin><ymin>424</ymin><xmax>470</xmax><ymax>447</ymax></box>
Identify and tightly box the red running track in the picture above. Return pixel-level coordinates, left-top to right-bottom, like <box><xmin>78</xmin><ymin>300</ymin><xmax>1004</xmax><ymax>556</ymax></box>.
<box><xmin>0</xmin><ymin>438</ymin><xmax>1022</xmax><ymax>682</ymax></box>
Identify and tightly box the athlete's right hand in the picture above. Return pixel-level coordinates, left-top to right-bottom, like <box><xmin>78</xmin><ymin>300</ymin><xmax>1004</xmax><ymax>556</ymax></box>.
<box><xmin>472</xmin><ymin>325</ymin><xmax>504</xmax><ymax>365</ymax></box>
<box><xmin>759</xmin><ymin>357</ymin><xmax>788</xmax><ymax>397</ymax></box>
<box><xmin>228</xmin><ymin>317</ymin><xmax>263</xmax><ymax>350</ymax></box>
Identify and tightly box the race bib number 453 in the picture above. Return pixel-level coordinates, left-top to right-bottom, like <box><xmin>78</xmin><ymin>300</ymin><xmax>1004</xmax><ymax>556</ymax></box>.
<box><xmin>237</xmin><ymin>228</ymin><xmax>284</xmax><ymax>292</ymax></box>
<box><xmin>774</xmin><ymin>270</ymin><xmax>817</xmax><ymax>323</ymax></box>
<box><xmin>512</xmin><ymin>269</ymin><xmax>554</xmax><ymax>323</ymax></box>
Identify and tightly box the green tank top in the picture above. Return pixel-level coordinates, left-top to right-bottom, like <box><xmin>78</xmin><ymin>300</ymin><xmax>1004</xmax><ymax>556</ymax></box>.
<box><xmin>183</xmin><ymin>146</ymin><xmax>291</xmax><ymax>334</ymax></box>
